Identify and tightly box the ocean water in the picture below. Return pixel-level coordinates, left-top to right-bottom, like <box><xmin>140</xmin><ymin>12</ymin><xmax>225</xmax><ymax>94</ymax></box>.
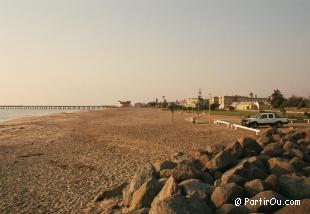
<box><xmin>0</xmin><ymin>109</ymin><xmax>80</xmax><ymax>123</ymax></box>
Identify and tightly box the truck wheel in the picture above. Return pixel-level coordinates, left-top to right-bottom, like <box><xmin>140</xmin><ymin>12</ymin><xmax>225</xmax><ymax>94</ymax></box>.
<box><xmin>276</xmin><ymin>121</ymin><xmax>283</xmax><ymax>128</ymax></box>
<box><xmin>251</xmin><ymin>122</ymin><xmax>259</xmax><ymax>128</ymax></box>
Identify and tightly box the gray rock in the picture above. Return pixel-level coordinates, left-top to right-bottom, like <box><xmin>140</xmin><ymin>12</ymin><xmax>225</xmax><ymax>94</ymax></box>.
<box><xmin>211</xmin><ymin>183</ymin><xmax>247</xmax><ymax>208</ymax></box>
<box><xmin>201</xmin><ymin>171</ymin><xmax>214</xmax><ymax>184</ymax></box>
<box><xmin>206</xmin><ymin>144</ymin><xmax>225</xmax><ymax>154</ymax></box>
<box><xmin>286</xmin><ymin>131</ymin><xmax>306</xmax><ymax>144</ymax></box>
<box><xmin>264</xmin><ymin>174</ymin><xmax>279</xmax><ymax>192</ymax></box>
<box><xmin>123</xmin><ymin>162</ymin><xmax>157</xmax><ymax>205</ymax></box>
<box><xmin>160</xmin><ymin>169</ymin><xmax>173</xmax><ymax>178</ymax></box>
<box><xmin>256</xmin><ymin>127</ymin><xmax>276</xmax><ymax>146</ymax></box>
<box><xmin>179</xmin><ymin>179</ymin><xmax>214</xmax><ymax>200</ymax></box>
<box><xmin>149</xmin><ymin>194</ymin><xmax>213</xmax><ymax>214</ymax></box>
<box><xmin>244</xmin><ymin>179</ymin><xmax>268</xmax><ymax>197</ymax></box>
<box><xmin>289</xmin><ymin>157</ymin><xmax>305</xmax><ymax>171</ymax></box>
<box><xmin>129</xmin><ymin>177</ymin><xmax>162</xmax><ymax>211</ymax></box>
<box><xmin>268</xmin><ymin>157</ymin><xmax>294</xmax><ymax>176</ymax></box>
<box><xmin>238</xmin><ymin>137</ymin><xmax>262</xmax><ymax>157</ymax></box>
<box><xmin>171</xmin><ymin>152</ymin><xmax>193</xmax><ymax>164</ymax></box>
<box><xmin>262</xmin><ymin>142</ymin><xmax>283</xmax><ymax>157</ymax></box>
<box><xmin>257</xmin><ymin>135</ymin><xmax>273</xmax><ymax>147</ymax></box>
<box><xmin>289</xmin><ymin>148</ymin><xmax>304</xmax><ymax>159</ymax></box>
<box><xmin>221</xmin><ymin>159</ymin><xmax>268</xmax><ymax>183</ymax></box>
<box><xmin>152</xmin><ymin>176</ymin><xmax>180</xmax><ymax>207</ymax></box>
<box><xmin>221</xmin><ymin>174</ymin><xmax>247</xmax><ymax>186</ymax></box>
<box><xmin>225</xmin><ymin>141</ymin><xmax>243</xmax><ymax>159</ymax></box>
<box><xmin>279</xmin><ymin>174</ymin><xmax>310</xmax><ymax>199</ymax></box>
<box><xmin>198</xmin><ymin>153</ymin><xmax>212</xmax><ymax>170</ymax></box>
<box><xmin>171</xmin><ymin>163</ymin><xmax>201</xmax><ymax>182</ymax></box>
<box><xmin>206</xmin><ymin>151</ymin><xmax>237</xmax><ymax>172</ymax></box>
<box><xmin>283</xmin><ymin>141</ymin><xmax>294</xmax><ymax>152</ymax></box>
<box><xmin>153</xmin><ymin>160</ymin><xmax>176</xmax><ymax>173</ymax></box>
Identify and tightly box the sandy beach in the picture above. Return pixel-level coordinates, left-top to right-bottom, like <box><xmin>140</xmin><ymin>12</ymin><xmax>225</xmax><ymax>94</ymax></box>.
<box><xmin>0</xmin><ymin>108</ymin><xmax>256</xmax><ymax>213</ymax></box>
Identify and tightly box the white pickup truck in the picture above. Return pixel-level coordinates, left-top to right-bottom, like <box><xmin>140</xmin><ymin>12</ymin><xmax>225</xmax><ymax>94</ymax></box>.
<box><xmin>242</xmin><ymin>113</ymin><xmax>288</xmax><ymax>128</ymax></box>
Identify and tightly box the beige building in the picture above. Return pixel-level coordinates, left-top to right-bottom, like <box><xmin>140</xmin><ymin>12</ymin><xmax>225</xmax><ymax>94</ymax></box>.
<box><xmin>230</xmin><ymin>101</ymin><xmax>260</xmax><ymax>110</ymax></box>
<box><xmin>115</xmin><ymin>101</ymin><xmax>131</xmax><ymax>108</ymax></box>
<box><xmin>179</xmin><ymin>98</ymin><xmax>199</xmax><ymax>108</ymax></box>
<box><xmin>211</xmin><ymin>96</ymin><xmax>269</xmax><ymax>109</ymax></box>
<box><xmin>210</xmin><ymin>96</ymin><xmax>219</xmax><ymax>105</ymax></box>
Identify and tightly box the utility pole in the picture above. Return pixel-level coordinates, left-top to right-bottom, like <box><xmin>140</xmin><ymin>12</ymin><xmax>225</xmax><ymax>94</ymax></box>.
<box><xmin>197</xmin><ymin>89</ymin><xmax>202</xmax><ymax>124</ymax></box>
<box><xmin>208</xmin><ymin>93</ymin><xmax>212</xmax><ymax>125</ymax></box>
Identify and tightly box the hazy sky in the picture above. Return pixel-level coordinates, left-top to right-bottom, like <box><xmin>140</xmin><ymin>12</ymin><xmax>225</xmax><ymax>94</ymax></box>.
<box><xmin>1</xmin><ymin>0</ymin><xmax>309</xmax><ymax>105</ymax></box>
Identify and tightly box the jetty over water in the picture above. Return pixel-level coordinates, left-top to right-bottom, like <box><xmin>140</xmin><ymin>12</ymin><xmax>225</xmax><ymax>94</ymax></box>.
<box><xmin>0</xmin><ymin>105</ymin><xmax>108</xmax><ymax>110</ymax></box>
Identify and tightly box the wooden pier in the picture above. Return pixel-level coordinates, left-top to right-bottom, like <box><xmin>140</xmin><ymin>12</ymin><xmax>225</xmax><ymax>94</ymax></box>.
<box><xmin>0</xmin><ymin>105</ymin><xmax>108</xmax><ymax>110</ymax></box>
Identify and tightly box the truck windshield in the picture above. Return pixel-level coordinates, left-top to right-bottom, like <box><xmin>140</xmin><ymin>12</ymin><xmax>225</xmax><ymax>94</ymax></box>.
<box><xmin>255</xmin><ymin>114</ymin><xmax>262</xmax><ymax>118</ymax></box>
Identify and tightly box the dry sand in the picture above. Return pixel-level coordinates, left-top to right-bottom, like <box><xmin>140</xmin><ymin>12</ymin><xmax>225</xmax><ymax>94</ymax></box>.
<box><xmin>0</xmin><ymin>108</ymin><xmax>256</xmax><ymax>213</ymax></box>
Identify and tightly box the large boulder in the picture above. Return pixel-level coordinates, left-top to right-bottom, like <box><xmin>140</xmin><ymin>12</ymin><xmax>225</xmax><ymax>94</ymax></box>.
<box><xmin>211</xmin><ymin>183</ymin><xmax>247</xmax><ymax>208</ymax></box>
<box><xmin>206</xmin><ymin>144</ymin><xmax>225</xmax><ymax>155</ymax></box>
<box><xmin>188</xmin><ymin>150</ymin><xmax>203</xmax><ymax>160</ymax></box>
<box><xmin>245</xmin><ymin>191</ymin><xmax>287</xmax><ymax>213</ymax></box>
<box><xmin>206</xmin><ymin>151</ymin><xmax>237</xmax><ymax>172</ymax></box>
<box><xmin>160</xmin><ymin>169</ymin><xmax>173</xmax><ymax>179</ymax></box>
<box><xmin>256</xmin><ymin>127</ymin><xmax>276</xmax><ymax>146</ymax></box>
<box><xmin>262</xmin><ymin>142</ymin><xmax>283</xmax><ymax>157</ymax></box>
<box><xmin>197</xmin><ymin>153</ymin><xmax>212</xmax><ymax>170</ymax></box>
<box><xmin>221</xmin><ymin>174</ymin><xmax>247</xmax><ymax>186</ymax></box>
<box><xmin>215</xmin><ymin>204</ymin><xmax>249</xmax><ymax>214</ymax></box>
<box><xmin>238</xmin><ymin>137</ymin><xmax>262</xmax><ymax>157</ymax></box>
<box><xmin>123</xmin><ymin>163</ymin><xmax>157</xmax><ymax>205</ymax></box>
<box><xmin>221</xmin><ymin>158</ymin><xmax>268</xmax><ymax>184</ymax></box>
<box><xmin>200</xmin><ymin>171</ymin><xmax>214</xmax><ymax>185</ymax></box>
<box><xmin>179</xmin><ymin>179</ymin><xmax>214</xmax><ymax>200</ymax></box>
<box><xmin>283</xmin><ymin>141</ymin><xmax>294</xmax><ymax>152</ymax></box>
<box><xmin>264</xmin><ymin>174</ymin><xmax>279</xmax><ymax>192</ymax></box>
<box><xmin>244</xmin><ymin>179</ymin><xmax>268</xmax><ymax>197</ymax></box>
<box><xmin>268</xmin><ymin>158</ymin><xmax>294</xmax><ymax>176</ymax></box>
<box><xmin>257</xmin><ymin>135</ymin><xmax>273</xmax><ymax>147</ymax></box>
<box><xmin>289</xmin><ymin>148</ymin><xmax>304</xmax><ymax>160</ymax></box>
<box><xmin>151</xmin><ymin>177</ymin><xmax>180</xmax><ymax>207</ymax></box>
<box><xmin>129</xmin><ymin>177</ymin><xmax>162</xmax><ymax>211</ymax></box>
<box><xmin>225</xmin><ymin>141</ymin><xmax>243</xmax><ymax>159</ymax></box>
<box><xmin>279</xmin><ymin>174</ymin><xmax>310</xmax><ymax>199</ymax></box>
<box><xmin>290</xmin><ymin>157</ymin><xmax>305</xmax><ymax>171</ymax></box>
<box><xmin>171</xmin><ymin>152</ymin><xmax>193</xmax><ymax>164</ymax></box>
<box><xmin>171</xmin><ymin>163</ymin><xmax>201</xmax><ymax>182</ymax></box>
<box><xmin>149</xmin><ymin>195</ymin><xmax>213</xmax><ymax>214</ymax></box>
<box><xmin>286</xmin><ymin>131</ymin><xmax>306</xmax><ymax>144</ymax></box>
<box><xmin>274</xmin><ymin>199</ymin><xmax>310</xmax><ymax>214</ymax></box>
<box><xmin>241</xmin><ymin>164</ymin><xmax>268</xmax><ymax>180</ymax></box>
<box><xmin>153</xmin><ymin>161</ymin><xmax>176</xmax><ymax>173</ymax></box>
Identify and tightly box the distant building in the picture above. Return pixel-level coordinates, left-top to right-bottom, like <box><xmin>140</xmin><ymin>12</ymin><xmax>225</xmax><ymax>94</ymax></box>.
<box><xmin>230</xmin><ymin>101</ymin><xmax>259</xmax><ymax>110</ymax></box>
<box><xmin>210</xmin><ymin>96</ymin><xmax>219</xmax><ymax>105</ymax></box>
<box><xmin>185</xmin><ymin>98</ymin><xmax>199</xmax><ymax>108</ymax></box>
<box><xmin>178</xmin><ymin>99</ymin><xmax>187</xmax><ymax>107</ymax></box>
<box><xmin>178</xmin><ymin>98</ymin><xmax>199</xmax><ymax>108</ymax></box>
<box><xmin>211</xmin><ymin>96</ymin><xmax>269</xmax><ymax>109</ymax></box>
<box><xmin>115</xmin><ymin>101</ymin><xmax>131</xmax><ymax>108</ymax></box>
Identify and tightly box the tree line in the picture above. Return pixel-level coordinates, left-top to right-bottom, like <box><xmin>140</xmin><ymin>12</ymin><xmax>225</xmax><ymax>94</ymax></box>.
<box><xmin>269</xmin><ymin>89</ymin><xmax>309</xmax><ymax>109</ymax></box>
